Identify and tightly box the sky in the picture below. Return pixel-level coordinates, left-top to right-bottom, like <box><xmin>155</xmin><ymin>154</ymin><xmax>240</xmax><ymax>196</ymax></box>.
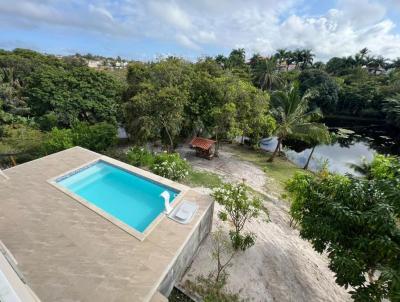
<box><xmin>1</xmin><ymin>0</ymin><xmax>400</xmax><ymax>61</ymax></box>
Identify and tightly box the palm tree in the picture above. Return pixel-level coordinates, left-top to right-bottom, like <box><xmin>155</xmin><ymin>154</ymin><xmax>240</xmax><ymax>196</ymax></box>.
<box><xmin>391</xmin><ymin>57</ymin><xmax>400</xmax><ymax>69</ymax></box>
<box><xmin>275</xmin><ymin>49</ymin><xmax>288</xmax><ymax>65</ymax></box>
<box><xmin>300</xmin><ymin>129</ymin><xmax>331</xmax><ymax>170</ymax></box>
<box><xmin>253</xmin><ymin>58</ymin><xmax>282</xmax><ymax>91</ymax></box>
<box><xmin>292</xmin><ymin>49</ymin><xmax>304</xmax><ymax>69</ymax></box>
<box><xmin>359</xmin><ymin>48</ymin><xmax>369</xmax><ymax>60</ymax></box>
<box><xmin>267</xmin><ymin>86</ymin><xmax>328</xmax><ymax>162</ymax></box>
<box><xmin>301</xmin><ymin>49</ymin><xmax>314</xmax><ymax>69</ymax></box>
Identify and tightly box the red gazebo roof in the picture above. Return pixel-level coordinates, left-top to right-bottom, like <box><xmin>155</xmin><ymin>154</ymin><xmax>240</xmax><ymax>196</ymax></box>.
<box><xmin>189</xmin><ymin>137</ymin><xmax>216</xmax><ymax>150</ymax></box>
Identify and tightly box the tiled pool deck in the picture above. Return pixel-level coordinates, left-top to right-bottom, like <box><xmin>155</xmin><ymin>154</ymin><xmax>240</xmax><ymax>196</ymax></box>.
<box><xmin>0</xmin><ymin>147</ymin><xmax>213</xmax><ymax>302</ymax></box>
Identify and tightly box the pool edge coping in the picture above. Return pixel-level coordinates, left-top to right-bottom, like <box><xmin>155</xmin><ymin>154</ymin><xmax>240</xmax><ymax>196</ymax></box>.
<box><xmin>47</xmin><ymin>155</ymin><xmax>190</xmax><ymax>242</ymax></box>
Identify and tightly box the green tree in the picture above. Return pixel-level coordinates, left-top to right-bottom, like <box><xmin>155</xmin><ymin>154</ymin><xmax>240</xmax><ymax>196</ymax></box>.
<box><xmin>293</xmin><ymin>126</ymin><xmax>331</xmax><ymax>170</ymax></box>
<box><xmin>125</xmin><ymin>85</ymin><xmax>188</xmax><ymax>152</ymax></box>
<box><xmin>227</xmin><ymin>48</ymin><xmax>246</xmax><ymax>69</ymax></box>
<box><xmin>286</xmin><ymin>163</ymin><xmax>400</xmax><ymax>301</ymax></box>
<box><xmin>125</xmin><ymin>61</ymin><xmax>150</xmax><ymax>99</ymax></box>
<box><xmin>25</xmin><ymin>65</ymin><xmax>121</xmax><ymax>127</ymax></box>
<box><xmin>211</xmin><ymin>102</ymin><xmax>241</xmax><ymax>155</ymax></box>
<box><xmin>212</xmin><ymin>182</ymin><xmax>262</xmax><ymax>251</ymax></box>
<box><xmin>252</xmin><ymin>58</ymin><xmax>282</xmax><ymax>91</ymax></box>
<box><xmin>0</xmin><ymin>124</ymin><xmax>44</xmax><ymax>163</ymax></box>
<box><xmin>0</xmin><ymin>67</ymin><xmax>30</xmax><ymax>120</ymax></box>
<box><xmin>298</xmin><ymin>69</ymin><xmax>339</xmax><ymax>112</ymax></box>
<box><xmin>274</xmin><ymin>48</ymin><xmax>288</xmax><ymax>65</ymax></box>
<box><xmin>301</xmin><ymin>49</ymin><xmax>315</xmax><ymax>69</ymax></box>
<box><xmin>268</xmin><ymin>86</ymin><xmax>327</xmax><ymax>162</ymax></box>
<box><xmin>229</xmin><ymin>80</ymin><xmax>276</xmax><ymax>145</ymax></box>
<box><xmin>383</xmin><ymin>94</ymin><xmax>400</xmax><ymax>128</ymax></box>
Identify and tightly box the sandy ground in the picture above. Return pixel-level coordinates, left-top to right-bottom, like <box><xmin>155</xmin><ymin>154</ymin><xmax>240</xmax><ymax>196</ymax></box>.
<box><xmin>178</xmin><ymin>145</ymin><xmax>352</xmax><ymax>302</ymax></box>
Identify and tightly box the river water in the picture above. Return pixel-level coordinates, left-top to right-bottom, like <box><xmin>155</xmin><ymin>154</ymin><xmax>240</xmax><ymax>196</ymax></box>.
<box><xmin>260</xmin><ymin>121</ymin><xmax>399</xmax><ymax>175</ymax></box>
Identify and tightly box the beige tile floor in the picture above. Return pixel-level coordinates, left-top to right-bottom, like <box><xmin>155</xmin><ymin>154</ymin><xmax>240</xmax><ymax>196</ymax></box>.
<box><xmin>0</xmin><ymin>147</ymin><xmax>213</xmax><ymax>302</ymax></box>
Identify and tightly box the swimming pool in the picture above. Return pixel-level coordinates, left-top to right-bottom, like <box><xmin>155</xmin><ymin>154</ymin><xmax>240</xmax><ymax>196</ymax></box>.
<box><xmin>54</xmin><ymin>160</ymin><xmax>180</xmax><ymax>238</ymax></box>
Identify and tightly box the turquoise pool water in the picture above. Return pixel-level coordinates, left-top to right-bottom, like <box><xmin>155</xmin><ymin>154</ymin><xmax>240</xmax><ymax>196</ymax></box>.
<box><xmin>57</xmin><ymin>161</ymin><xmax>178</xmax><ymax>233</ymax></box>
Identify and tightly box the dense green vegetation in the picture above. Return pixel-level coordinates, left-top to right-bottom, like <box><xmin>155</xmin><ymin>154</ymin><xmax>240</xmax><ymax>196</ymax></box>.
<box><xmin>286</xmin><ymin>155</ymin><xmax>400</xmax><ymax>301</ymax></box>
<box><xmin>2</xmin><ymin>47</ymin><xmax>400</xmax><ymax>167</ymax></box>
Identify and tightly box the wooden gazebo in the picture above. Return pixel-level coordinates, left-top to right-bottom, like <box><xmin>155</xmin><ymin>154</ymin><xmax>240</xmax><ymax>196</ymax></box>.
<box><xmin>189</xmin><ymin>137</ymin><xmax>216</xmax><ymax>159</ymax></box>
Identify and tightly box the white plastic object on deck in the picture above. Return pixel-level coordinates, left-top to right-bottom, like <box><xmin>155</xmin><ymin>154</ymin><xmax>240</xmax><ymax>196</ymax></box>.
<box><xmin>161</xmin><ymin>191</ymin><xmax>173</xmax><ymax>214</ymax></box>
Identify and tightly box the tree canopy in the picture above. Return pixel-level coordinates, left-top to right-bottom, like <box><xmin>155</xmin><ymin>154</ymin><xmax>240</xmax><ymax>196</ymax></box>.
<box><xmin>286</xmin><ymin>156</ymin><xmax>400</xmax><ymax>301</ymax></box>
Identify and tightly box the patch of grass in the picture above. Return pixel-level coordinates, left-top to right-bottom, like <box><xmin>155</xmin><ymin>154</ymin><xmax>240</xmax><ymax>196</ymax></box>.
<box><xmin>225</xmin><ymin>144</ymin><xmax>309</xmax><ymax>194</ymax></box>
<box><xmin>183</xmin><ymin>169</ymin><xmax>224</xmax><ymax>189</ymax></box>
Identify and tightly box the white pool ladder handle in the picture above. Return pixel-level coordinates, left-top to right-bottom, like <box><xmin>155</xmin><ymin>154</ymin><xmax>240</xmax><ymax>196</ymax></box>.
<box><xmin>161</xmin><ymin>191</ymin><xmax>172</xmax><ymax>214</ymax></box>
<box><xmin>0</xmin><ymin>169</ymin><xmax>9</xmax><ymax>180</ymax></box>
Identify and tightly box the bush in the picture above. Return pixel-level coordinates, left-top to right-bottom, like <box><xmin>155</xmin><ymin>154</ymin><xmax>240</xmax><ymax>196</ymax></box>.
<box><xmin>150</xmin><ymin>152</ymin><xmax>190</xmax><ymax>181</ymax></box>
<box><xmin>38</xmin><ymin>112</ymin><xmax>59</xmax><ymax>131</ymax></box>
<box><xmin>285</xmin><ymin>166</ymin><xmax>400</xmax><ymax>301</ymax></box>
<box><xmin>126</xmin><ymin>146</ymin><xmax>154</xmax><ymax>167</ymax></box>
<box><xmin>72</xmin><ymin>122</ymin><xmax>117</xmax><ymax>152</ymax></box>
<box><xmin>0</xmin><ymin>124</ymin><xmax>45</xmax><ymax>164</ymax></box>
<box><xmin>212</xmin><ymin>182</ymin><xmax>262</xmax><ymax>251</ymax></box>
<box><xmin>185</xmin><ymin>275</ymin><xmax>240</xmax><ymax>302</ymax></box>
<box><xmin>44</xmin><ymin>128</ymin><xmax>74</xmax><ymax>154</ymax></box>
<box><xmin>44</xmin><ymin>122</ymin><xmax>117</xmax><ymax>154</ymax></box>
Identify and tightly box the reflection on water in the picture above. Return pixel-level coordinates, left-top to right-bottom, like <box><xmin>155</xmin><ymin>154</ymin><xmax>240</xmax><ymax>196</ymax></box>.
<box><xmin>260</xmin><ymin>125</ymin><xmax>399</xmax><ymax>175</ymax></box>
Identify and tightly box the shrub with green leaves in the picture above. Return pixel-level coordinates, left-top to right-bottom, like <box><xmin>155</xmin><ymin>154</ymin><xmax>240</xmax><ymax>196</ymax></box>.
<box><xmin>44</xmin><ymin>128</ymin><xmax>74</xmax><ymax>154</ymax></box>
<box><xmin>286</xmin><ymin>164</ymin><xmax>400</xmax><ymax>301</ymax></box>
<box><xmin>72</xmin><ymin>122</ymin><xmax>117</xmax><ymax>152</ymax></box>
<box><xmin>212</xmin><ymin>182</ymin><xmax>262</xmax><ymax>251</ymax></box>
<box><xmin>126</xmin><ymin>146</ymin><xmax>154</xmax><ymax>167</ymax></box>
<box><xmin>150</xmin><ymin>152</ymin><xmax>190</xmax><ymax>181</ymax></box>
<box><xmin>44</xmin><ymin>122</ymin><xmax>117</xmax><ymax>154</ymax></box>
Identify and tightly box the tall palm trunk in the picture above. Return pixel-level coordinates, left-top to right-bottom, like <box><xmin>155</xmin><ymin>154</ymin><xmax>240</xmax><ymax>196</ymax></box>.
<box><xmin>268</xmin><ymin>137</ymin><xmax>282</xmax><ymax>162</ymax></box>
<box><xmin>303</xmin><ymin>145</ymin><xmax>316</xmax><ymax>170</ymax></box>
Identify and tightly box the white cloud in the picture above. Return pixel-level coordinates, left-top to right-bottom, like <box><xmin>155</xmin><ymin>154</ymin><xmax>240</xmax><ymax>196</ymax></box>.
<box><xmin>148</xmin><ymin>1</ymin><xmax>192</xmax><ymax>31</ymax></box>
<box><xmin>0</xmin><ymin>0</ymin><xmax>400</xmax><ymax>60</ymax></box>
<box><xmin>175</xmin><ymin>34</ymin><xmax>199</xmax><ymax>50</ymax></box>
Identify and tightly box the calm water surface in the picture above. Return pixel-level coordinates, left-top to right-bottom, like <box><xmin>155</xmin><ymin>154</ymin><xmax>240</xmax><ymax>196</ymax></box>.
<box><xmin>261</xmin><ymin>123</ymin><xmax>399</xmax><ymax>175</ymax></box>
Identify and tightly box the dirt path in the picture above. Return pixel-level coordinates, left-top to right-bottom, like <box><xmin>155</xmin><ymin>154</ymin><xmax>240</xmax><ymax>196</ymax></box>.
<box><xmin>178</xmin><ymin>145</ymin><xmax>270</xmax><ymax>195</ymax></box>
<box><xmin>178</xmin><ymin>145</ymin><xmax>351</xmax><ymax>302</ymax></box>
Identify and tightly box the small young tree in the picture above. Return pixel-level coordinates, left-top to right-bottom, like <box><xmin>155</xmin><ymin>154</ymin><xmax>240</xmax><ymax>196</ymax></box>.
<box><xmin>212</xmin><ymin>182</ymin><xmax>262</xmax><ymax>250</ymax></box>
<box><xmin>184</xmin><ymin>228</ymin><xmax>240</xmax><ymax>302</ymax></box>
<box><xmin>211</xmin><ymin>227</ymin><xmax>236</xmax><ymax>283</ymax></box>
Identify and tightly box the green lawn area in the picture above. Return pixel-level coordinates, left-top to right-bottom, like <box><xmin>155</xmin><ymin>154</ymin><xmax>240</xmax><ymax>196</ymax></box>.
<box><xmin>183</xmin><ymin>169</ymin><xmax>223</xmax><ymax>189</ymax></box>
<box><xmin>226</xmin><ymin>144</ymin><xmax>309</xmax><ymax>194</ymax></box>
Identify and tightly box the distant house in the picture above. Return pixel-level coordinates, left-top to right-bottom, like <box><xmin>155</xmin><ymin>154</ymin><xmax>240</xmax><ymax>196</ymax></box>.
<box><xmin>278</xmin><ymin>62</ymin><xmax>297</xmax><ymax>72</ymax></box>
<box><xmin>87</xmin><ymin>59</ymin><xmax>103</xmax><ymax>68</ymax></box>
<box><xmin>362</xmin><ymin>65</ymin><xmax>387</xmax><ymax>75</ymax></box>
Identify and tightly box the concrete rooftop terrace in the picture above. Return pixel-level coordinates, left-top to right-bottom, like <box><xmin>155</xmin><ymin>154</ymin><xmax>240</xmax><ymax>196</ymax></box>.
<box><xmin>0</xmin><ymin>147</ymin><xmax>213</xmax><ymax>302</ymax></box>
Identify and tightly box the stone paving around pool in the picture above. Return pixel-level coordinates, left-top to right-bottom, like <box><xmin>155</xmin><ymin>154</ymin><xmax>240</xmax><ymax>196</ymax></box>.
<box><xmin>0</xmin><ymin>147</ymin><xmax>213</xmax><ymax>302</ymax></box>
